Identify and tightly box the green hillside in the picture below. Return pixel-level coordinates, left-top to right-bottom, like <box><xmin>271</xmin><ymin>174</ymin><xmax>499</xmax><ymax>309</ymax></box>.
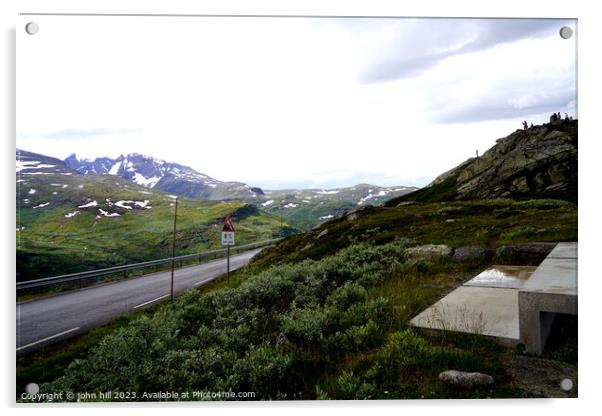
<box><xmin>260</xmin><ymin>184</ymin><xmax>417</xmax><ymax>230</ymax></box>
<box><xmin>251</xmin><ymin>198</ymin><xmax>577</xmax><ymax>270</ymax></box>
<box><xmin>17</xmin><ymin>164</ymin><xmax>290</xmax><ymax>281</ymax></box>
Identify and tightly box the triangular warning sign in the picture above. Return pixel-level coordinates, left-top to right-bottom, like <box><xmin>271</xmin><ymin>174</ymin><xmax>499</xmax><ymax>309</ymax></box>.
<box><xmin>222</xmin><ymin>215</ymin><xmax>235</xmax><ymax>232</ymax></box>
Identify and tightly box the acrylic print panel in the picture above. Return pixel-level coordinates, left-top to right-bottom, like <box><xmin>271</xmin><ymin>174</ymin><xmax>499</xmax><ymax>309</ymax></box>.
<box><xmin>16</xmin><ymin>15</ymin><xmax>578</xmax><ymax>402</ymax></box>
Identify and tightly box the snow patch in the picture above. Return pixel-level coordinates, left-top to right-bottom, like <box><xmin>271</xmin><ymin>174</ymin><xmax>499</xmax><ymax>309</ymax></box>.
<box><xmin>261</xmin><ymin>200</ymin><xmax>274</xmax><ymax>207</ymax></box>
<box><xmin>16</xmin><ymin>161</ymin><xmax>57</xmax><ymax>172</ymax></box>
<box><xmin>16</xmin><ymin>160</ymin><xmax>39</xmax><ymax>172</ymax></box>
<box><xmin>78</xmin><ymin>200</ymin><xmax>98</xmax><ymax>208</ymax></box>
<box><xmin>33</xmin><ymin>202</ymin><xmax>50</xmax><ymax>209</ymax></box>
<box><xmin>114</xmin><ymin>200</ymin><xmax>152</xmax><ymax>209</ymax></box>
<box><xmin>98</xmin><ymin>208</ymin><xmax>121</xmax><ymax>217</ymax></box>
<box><xmin>28</xmin><ymin>189</ymin><xmax>36</xmax><ymax>195</ymax></box>
<box><xmin>108</xmin><ymin>161</ymin><xmax>121</xmax><ymax>175</ymax></box>
<box><xmin>132</xmin><ymin>173</ymin><xmax>161</xmax><ymax>188</ymax></box>
<box><xmin>316</xmin><ymin>190</ymin><xmax>340</xmax><ymax>195</ymax></box>
<box><xmin>319</xmin><ymin>214</ymin><xmax>334</xmax><ymax>220</ymax></box>
<box><xmin>115</xmin><ymin>200</ymin><xmax>133</xmax><ymax>210</ymax></box>
<box><xmin>65</xmin><ymin>211</ymin><xmax>80</xmax><ymax>218</ymax></box>
<box><xmin>283</xmin><ymin>203</ymin><xmax>298</xmax><ymax>208</ymax></box>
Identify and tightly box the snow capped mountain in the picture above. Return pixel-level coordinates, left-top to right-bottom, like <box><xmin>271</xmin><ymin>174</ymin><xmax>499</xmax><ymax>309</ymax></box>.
<box><xmin>17</xmin><ymin>149</ymin><xmax>77</xmax><ymax>177</ymax></box>
<box><xmin>64</xmin><ymin>153</ymin><xmax>264</xmax><ymax>200</ymax></box>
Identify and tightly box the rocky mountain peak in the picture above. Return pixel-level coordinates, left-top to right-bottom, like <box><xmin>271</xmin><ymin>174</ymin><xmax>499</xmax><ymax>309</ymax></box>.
<box><xmin>63</xmin><ymin>152</ymin><xmax>264</xmax><ymax>201</ymax></box>
<box><xmin>388</xmin><ymin>118</ymin><xmax>577</xmax><ymax>205</ymax></box>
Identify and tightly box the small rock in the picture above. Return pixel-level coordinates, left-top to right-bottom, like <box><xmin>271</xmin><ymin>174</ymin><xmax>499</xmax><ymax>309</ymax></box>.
<box><xmin>452</xmin><ymin>246</ymin><xmax>492</xmax><ymax>262</ymax></box>
<box><xmin>495</xmin><ymin>242</ymin><xmax>556</xmax><ymax>263</ymax></box>
<box><xmin>438</xmin><ymin>370</ymin><xmax>494</xmax><ymax>389</ymax></box>
<box><xmin>405</xmin><ymin>244</ymin><xmax>452</xmax><ymax>259</ymax></box>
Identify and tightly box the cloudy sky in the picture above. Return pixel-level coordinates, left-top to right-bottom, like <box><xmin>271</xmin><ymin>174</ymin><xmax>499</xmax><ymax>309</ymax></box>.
<box><xmin>17</xmin><ymin>16</ymin><xmax>577</xmax><ymax>189</ymax></box>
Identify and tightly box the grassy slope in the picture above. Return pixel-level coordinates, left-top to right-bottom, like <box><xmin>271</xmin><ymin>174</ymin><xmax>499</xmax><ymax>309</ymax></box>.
<box><xmin>17</xmin><ymin>172</ymin><xmax>290</xmax><ymax>280</ymax></box>
<box><xmin>21</xmin><ymin>197</ymin><xmax>577</xmax><ymax>400</ymax></box>
<box><xmin>252</xmin><ymin>198</ymin><xmax>577</xmax><ymax>270</ymax></box>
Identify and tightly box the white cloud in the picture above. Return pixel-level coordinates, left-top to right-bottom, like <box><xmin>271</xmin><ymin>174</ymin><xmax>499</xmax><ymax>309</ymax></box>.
<box><xmin>17</xmin><ymin>16</ymin><xmax>576</xmax><ymax>189</ymax></box>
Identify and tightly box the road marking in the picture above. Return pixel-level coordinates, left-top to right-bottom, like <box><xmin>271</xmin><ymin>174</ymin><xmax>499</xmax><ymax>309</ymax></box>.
<box><xmin>16</xmin><ymin>327</ymin><xmax>80</xmax><ymax>352</ymax></box>
<box><xmin>133</xmin><ymin>294</ymin><xmax>169</xmax><ymax>309</ymax></box>
<box><xmin>194</xmin><ymin>279</ymin><xmax>210</xmax><ymax>287</ymax></box>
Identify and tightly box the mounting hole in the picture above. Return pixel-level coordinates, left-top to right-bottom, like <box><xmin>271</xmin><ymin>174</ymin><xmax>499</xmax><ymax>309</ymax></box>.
<box><xmin>516</xmin><ymin>343</ymin><xmax>526</xmax><ymax>353</ymax></box>
<box><xmin>25</xmin><ymin>382</ymin><xmax>39</xmax><ymax>394</ymax></box>
<box><xmin>559</xmin><ymin>26</ymin><xmax>573</xmax><ymax>39</ymax></box>
<box><xmin>25</xmin><ymin>22</ymin><xmax>39</xmax><ymax>35</ymax></box>
<box><xmin>560</xmin><ymin>378</ymin><xmax>573</xmax><ymax>392</ymax></box>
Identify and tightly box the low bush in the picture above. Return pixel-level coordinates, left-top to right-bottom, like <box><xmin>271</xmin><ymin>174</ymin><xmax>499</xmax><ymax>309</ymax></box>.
<box><xmin>40</xmin><ymin>239</ymin><xmax>411</xmax><ymax>400</ymax></box>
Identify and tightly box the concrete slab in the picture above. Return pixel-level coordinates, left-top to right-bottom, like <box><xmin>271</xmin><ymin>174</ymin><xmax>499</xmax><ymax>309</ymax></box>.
<box><xmin>465</xmin><ymin>265</ymin><xmax>537</xmax><ymax>289</ymax></box>
<box><xmin>521</xmin><ymin>257</ymin><xmax>577</xmax><ymax>295</ymax></box>
<box><xmin>547</xmin><ymin>242</ymin><xmax>577</xmax><ymax>259</ymax></box>
<box><xmin>410</xmin><ymin>286</ymin><xmax>520</xmax><ymax>343</ymax></box>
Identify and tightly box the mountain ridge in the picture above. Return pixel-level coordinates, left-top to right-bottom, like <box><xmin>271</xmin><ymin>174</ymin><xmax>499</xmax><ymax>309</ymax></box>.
<box><xmin>64</xmin><ymin>152</ymin><xmax>265</xmax><ymax>201</ymax></box>
<box><xmin>385</xmin><ymin>118</ymin><xmax>577</xmax><ymax>205</ymax></box>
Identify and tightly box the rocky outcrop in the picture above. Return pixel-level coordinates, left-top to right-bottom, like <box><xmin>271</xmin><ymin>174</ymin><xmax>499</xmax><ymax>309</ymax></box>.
<box><xmin>405</xmin><ymin>244</ymin><xmax>452</xmax><ymax>259</ymax></box>
<box><xmin>388</xmin><ymin>119</ymin><xmax>577</xmax><ymax>204</ymax></box>
<box><xmin>494</xmin><ymin>242</ymin><xmax>557</xmax><ymax>264</ymax></box>
<box><xmin>452</xmin><ymin>246</ymin><xmax>492</xmax><ymax>262</ymax></box>
<box><xmin>434</xmin><ymin>120</ymin><xmax>577</xmax><ymax>201</ymax></box>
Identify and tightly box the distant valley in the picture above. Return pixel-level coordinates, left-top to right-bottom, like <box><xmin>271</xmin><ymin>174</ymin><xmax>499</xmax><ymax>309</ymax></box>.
<box><xmin>62</xmin><ymin>152</ymin><xmax>418</xmax><ymax>229</ymax></box>
<box><xmin>16</xmin><ymin>149</ymin><xmax>416</xmax><ymax>278</ymax></box>
<box><xmin>16</xmin><ymin>150</ymin><xmax>288</xmax><ymax>280</ymax></box>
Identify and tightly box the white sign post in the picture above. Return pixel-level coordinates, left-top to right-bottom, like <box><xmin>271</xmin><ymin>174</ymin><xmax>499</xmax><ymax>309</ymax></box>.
<box><xmin>221</xmin><ymin>216</ymin><xmax>235</xmax><ymax>285</ymax></box>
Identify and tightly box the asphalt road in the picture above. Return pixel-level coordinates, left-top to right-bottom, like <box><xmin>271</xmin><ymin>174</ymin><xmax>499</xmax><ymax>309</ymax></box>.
<box><xmin>16</xmin><ymin>249</ymin><xmax>262</xmax><ymax>354</ymax></box>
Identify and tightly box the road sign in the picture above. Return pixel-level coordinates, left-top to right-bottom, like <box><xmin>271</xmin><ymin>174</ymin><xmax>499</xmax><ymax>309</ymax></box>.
<box><xmin>221</xmin><ymin>216</ymin><xmax>236</xmax><ymax>285</ymax></box>
<box><xmin>222</xmin><ymin>215</ymin><xmax>235</xmax><ymax>232</ymax></box>
<box><xmin>221</xmin><ymin>231</ymin><xmax>235</xmax><ymax>246</ymax></box>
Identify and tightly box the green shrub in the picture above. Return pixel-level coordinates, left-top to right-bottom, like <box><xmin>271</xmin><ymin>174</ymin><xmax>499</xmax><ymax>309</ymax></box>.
<box><xmin>326</xmin><ymin>282</ymin><xmax>368</xmax><ymax>310</ymax></box>
<box><xmin>281</xmin><ymin>305</ymin><xmax>334</xmax><ymax>344</ymax></box>
<box><xmin>230</xmin><ymin>344</ymin><xmax>293</xmax><ymax>398</ymax></box>
<box><xmin>332</xmin><ymin>371</ymin><xmax>377</xmax><ymax>400</ymax></box>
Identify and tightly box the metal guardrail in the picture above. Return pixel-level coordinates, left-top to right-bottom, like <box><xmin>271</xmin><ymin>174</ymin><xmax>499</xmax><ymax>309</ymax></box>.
<box><xmin>17</xmin><ymin>238</ymin><xmax>283</xmax><ymax>290</ymax></box>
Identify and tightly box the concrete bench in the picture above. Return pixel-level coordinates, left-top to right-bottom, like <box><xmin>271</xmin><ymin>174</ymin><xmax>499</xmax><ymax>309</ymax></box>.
<box><xmin>409</xmin><ymin>242</ymin><xmax>577</xmax><ymax>354</ymax></box>
<box><xmin>518</xmin><ymin>242</ymin><xmax>577</xmax><ymax>354</ymax></box>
